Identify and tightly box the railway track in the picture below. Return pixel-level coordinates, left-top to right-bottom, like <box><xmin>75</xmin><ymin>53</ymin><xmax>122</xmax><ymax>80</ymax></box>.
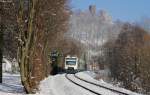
<box><xmin>65</xmin><ymin>74</ymin><xmax>102</xmax><ymax>95</ymax></box>
<box><xmin>74</xmin><ymin>74</ymin><xmax>130</xmax><ymax>95</ymax></box>
<box><xmin>65</xmin><ymin>73</ymin><xmax>130</xmax><ymax>95</ymax></box>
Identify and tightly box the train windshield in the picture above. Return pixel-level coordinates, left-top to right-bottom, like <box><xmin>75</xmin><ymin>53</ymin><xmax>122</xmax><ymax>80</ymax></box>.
<box><xmin>66</xmin><ymin>60</ymin><xmax>76</xmax><ymax>65</ymax></box>
<box><xmin>66</xmin><ymin>58</ymin><xmax>77</xmax><ymax>60</ymax></box>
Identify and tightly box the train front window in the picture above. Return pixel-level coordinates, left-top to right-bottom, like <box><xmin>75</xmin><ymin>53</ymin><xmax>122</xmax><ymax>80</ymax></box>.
<box><xmin>66</xmin><ymin>58</ymin><xmax>77</xmax><ymax>60</ymax></box>
<box><xmin>66</xmin><ymin>61</ymin><xmax>76</xmax><ymax>65</ymax></box>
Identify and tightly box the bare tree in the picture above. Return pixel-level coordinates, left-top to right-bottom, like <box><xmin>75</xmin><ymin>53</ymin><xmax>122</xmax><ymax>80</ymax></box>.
<box><xmin>65</xmin><ymin>7</ymin><xmax>122</xmax><ymax>70</ymax></box>
<box><xmin>17</xmin><ymin>0</ymin><xmax>69</xmax><ymax>93</ymax></box>
<box><xmin>105</xmin><ymin>23</ymin><xmax>150</xmax><ymax>93</ymax></box>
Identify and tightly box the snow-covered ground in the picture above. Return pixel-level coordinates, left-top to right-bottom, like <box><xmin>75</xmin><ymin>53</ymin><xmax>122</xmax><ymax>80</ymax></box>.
<box><xmin>76</xmin><ymin>71</ymin><xmax>142</xmax><ymax>95</ymax></box>
<box><xmin>0</xmin><ymin>73</ymin><xmax>25</xmax><ymax>95</ymax></box>
<box><xmin>37</xmin><ymin>71</ymin><xmax>142</xmax><ymax>95</ymax></box>
<box><xmin>2</xmin><ymin>58</ymin><xmax>19</xmax><ymax>73</ymax></box>
<box><xmin>37</xmin><ymin>74</ymin><xmax>95</xmax><ymax>95</ymax></box>
<box><xmin>68</xmin><ymin>74</ymin><xmax>119</xmax><ymax>95</ymax></box>
<box><xmin>3</xmin><ymin>58</ymin><xmax>12</xmax><ymax>72</ymax></box>
<box><xmin>0</xmin><ymin>71</ymin><xmax>143</xmax><ymax>95</ymax></box>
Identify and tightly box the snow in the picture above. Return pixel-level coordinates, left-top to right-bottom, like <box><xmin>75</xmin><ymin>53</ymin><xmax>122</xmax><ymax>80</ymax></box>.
<box><xmin>68</xmin><ymin>74</ymin><xmax>119</xmax><ymax>95</ymax></box>
<box><xmin>76</xmin><ymin>71</ymin><xmax>142</xmax><ymax>95</ymax></box>
<box><xmin>0</xmin><ymin>73</ymin><xmax>25</xmax><ymax>95</ymax></box>
<box><xmin>37</xmin><ymin>71</ymin><xmax>142</xmax><ymax>95</ymax></box>
<box><xmin>2</xmin><ymin>58</ymin><xmax>19</xmax><ymax>73</ymax></box>
<box><xmin>3</xmin><ymin>58</ymin><xmax>12</xmax><ymax>72</ymax></box>
<box><xmin>0</xmin><ymin>58</ymin><xmax>24</xmax><ymax>95</ymax></box>
<box><xmin>0</xmin><ymin>71</ymin><xmax>143</xmax><ymax>95</ymax></box>
<box><xmin>37</xmin><ymin>74</ymin><xmax>95</xmax><ymax>95</ymax></box>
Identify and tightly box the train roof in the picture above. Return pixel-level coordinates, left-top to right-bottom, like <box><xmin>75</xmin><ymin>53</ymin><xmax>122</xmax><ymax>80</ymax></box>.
<box><xmin>65</xmin><ymin>55</ymin><xmax>78</xmax><ymax>58</ymax></box>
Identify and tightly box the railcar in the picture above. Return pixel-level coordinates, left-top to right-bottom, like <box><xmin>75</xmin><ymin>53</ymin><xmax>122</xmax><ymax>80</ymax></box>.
<box><xmin>64</xmin><ymin>55</ymin><xmax>78</xmax><ymax>70</ymax></box>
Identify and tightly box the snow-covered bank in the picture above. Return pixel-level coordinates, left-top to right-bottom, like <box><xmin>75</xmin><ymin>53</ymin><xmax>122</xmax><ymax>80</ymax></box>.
<box><xmin>2</xmin><ymin>58</ymin><xmax>19</xmax><ymax>73</ymax></box>
<box><xmin>0</xmin><ymin>71</ymin><xmax>143</xmax><ymax>95</ymax></box>
<box><xmin>68</xmin><ymin>74</ymin><xmax>119</xmax><ymax>95</ymax></box>
<box><xmin>3</xmin><ymin>58</ymin><xmax>12</xmax><ymax>72</ymax></box>
<box><xmin>37</xmin><ymin>74</ymin><xmax>95</xmax><ymax>95</ymax></box>
<box><xmin>76</xmin><ymin>71</ymin><xmax>142</xmax><ymax>95</ymax></box>
<box><xmin>0</xmin><ymin>73</ymin><xmax>25</xmax><ymax>95</ymax></box>
<box><xmin>37</xmin><ymin>71</ymin><xmax>142</xmax><ymax>95</ymax></box>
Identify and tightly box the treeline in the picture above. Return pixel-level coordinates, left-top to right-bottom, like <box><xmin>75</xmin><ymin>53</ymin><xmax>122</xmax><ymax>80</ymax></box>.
<box><xmin>0</xmin><ymin>0</ymin><xmax>18</xmax><ymax>59</ymax></box>
<box><xmin>67</xmin><ymin>6</ymin><xmax>150</xmax><ymax>93</ymax></box>
<box><xmin>104</xmin><ymin>23</ymin><xmax>150</xmax><ymax>94</ymax></box>
<box><xmin>66</xmin><ymin>7</ymin><xmax>122</xmax><ymax>70</ymax></box>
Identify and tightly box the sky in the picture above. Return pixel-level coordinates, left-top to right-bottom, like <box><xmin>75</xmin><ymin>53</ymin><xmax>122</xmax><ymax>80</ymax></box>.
<box><xmin>70</xmin><ymin>0</ymin><xmax>150</xmax><ymax>22</ymax></box>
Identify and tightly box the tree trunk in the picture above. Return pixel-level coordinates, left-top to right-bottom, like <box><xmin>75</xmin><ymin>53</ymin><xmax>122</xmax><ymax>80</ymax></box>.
<box><xmin>0</xmin><ymin>25</ymin><xmax>3</xmax><ymax>83</ymax></box>
<box><xmin>0</xmin><ymin>1</ymin><xmax>4</xmax><ymax>83</ymax></box>
<box><xmin>17</xmin><ymin>0</ymin><xmax>37</xmax><ymax>93</ymax></box>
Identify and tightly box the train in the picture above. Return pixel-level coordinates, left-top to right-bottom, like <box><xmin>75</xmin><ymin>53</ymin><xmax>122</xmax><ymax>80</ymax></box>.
<box><xmin>64</xmin><ymin>55</ymin><xmax>78</xmax><ymax>70</ymax></box>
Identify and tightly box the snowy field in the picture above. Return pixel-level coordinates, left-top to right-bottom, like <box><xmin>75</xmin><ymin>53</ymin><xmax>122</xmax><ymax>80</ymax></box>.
<box><xmin>0</xmin><ymin>71</ymin><xmax>143</xmax><ymax>95</ymax></box>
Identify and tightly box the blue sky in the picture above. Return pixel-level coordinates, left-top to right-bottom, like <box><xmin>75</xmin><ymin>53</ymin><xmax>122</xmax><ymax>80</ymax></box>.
<box><xmin>70</xmin><ymin>0</ymin><xmax>150</xmax><ymax>22</ymax></box>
